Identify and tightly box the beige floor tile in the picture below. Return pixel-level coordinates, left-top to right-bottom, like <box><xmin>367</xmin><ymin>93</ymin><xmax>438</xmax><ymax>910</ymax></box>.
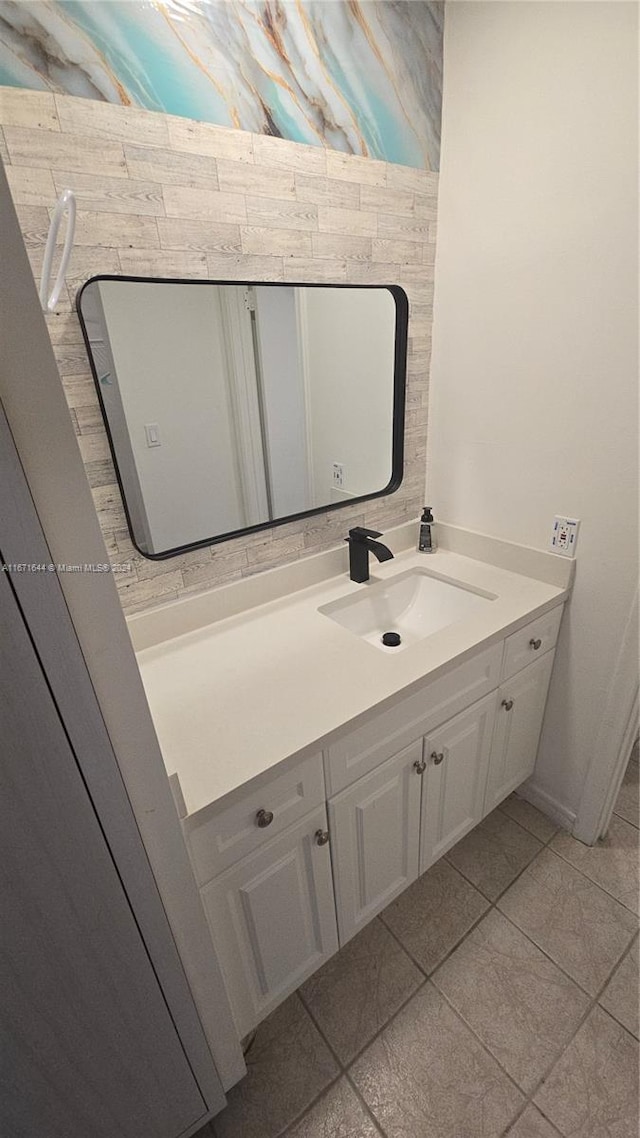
<box><xmin>599</xmin><ymin>937</ymin><xmax>639</xmax><ymax>1039</ymax></box>
<box><xmin>433</xmin><ymin>910</ymin><xmax>590</xmax><ymax>1092</ymax></box>
<box><xmin>284</xmin><ymin>1078</ymin><xmax>381</xmax><ymax>1137</ymax></box>
<box><xmin>350</xmin><ymin>981</ymin><xmax>524</xmax><ymax>1138</ymax></box>
<box><xmin>380</xmin><ymin>858</ymin><xmax>490</xmax><ymax>973</ymax></box>
<box><xmin>550</xmin><ymin>815</ymin><xmax>639</xmax><ymax>913</ymax></box>
<box><xmin>445</xmin><ymin>809</ymin><xmax>543</xmax><ymax>900</ymax></box>
<box><xmin>534</xmin><ymin>1006</ymin><xmax>639</xmax><ymax>1137</ymax></box>
<box><xmin>299</xmin><ymin>918</ymin><xmax>422</xmax><ymax>1064</ymax></box>
<box><xmin>506</xmin><ymin>1105</ymin><xmax>562</xmax><ymax>1136</ymax></box>
<box><xmin>497</xmin><ymin>848</ymin><xmax>637</xmax><ymax>995</ymax></box>
<box><xmin>614</xmin><ymin>759</ymin><xmax>639</xmax><ymax>828</ymax></box>
<box><xmin>499</xmin><ymin>795</ymin><xmax>559</xmax><ymax>842</ymax></box>
<box><xmin>213</xmin><ymin>995</ymin><xmax>339</xmax><ymax>1138</ymax></box>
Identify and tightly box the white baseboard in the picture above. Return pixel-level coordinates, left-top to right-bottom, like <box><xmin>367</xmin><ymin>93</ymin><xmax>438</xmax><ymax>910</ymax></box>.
<box><xmin>518</xmin><ymin>781</ymin><xmax>577</xmax><ymax>832</ymax></box>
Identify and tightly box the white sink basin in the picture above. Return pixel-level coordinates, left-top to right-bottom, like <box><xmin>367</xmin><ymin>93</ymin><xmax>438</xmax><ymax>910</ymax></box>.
<box><xmin>319</xmin><ymin>567</ymin><xmax>497</xmax><ymax>651</ymax></box>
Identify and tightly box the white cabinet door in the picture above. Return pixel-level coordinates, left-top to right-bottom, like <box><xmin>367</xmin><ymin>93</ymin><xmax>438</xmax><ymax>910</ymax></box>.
<box><xmin>420</xmin><ymin>693</ymin><xmax>497</xmax><ymax>873</ymax></box>
<box><xmin>484</xmin><ymin>651</ymin><xmax>555</xmax><ymax>814</ymax></box>
<box><xmin>200</xmin><ymin>806</ymin><xmax>338</xmax><ymax>1038</ymax></box>
<box><xmin>329</xmin><ymin>740</ymin><xmax>422</xmax><ymax>945</ymax></box>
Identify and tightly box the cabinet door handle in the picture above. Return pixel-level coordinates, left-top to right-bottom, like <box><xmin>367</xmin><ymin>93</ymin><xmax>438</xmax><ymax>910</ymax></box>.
<box><xmin>315</xmin><ymin>829</ymin><xmax>330</xmax><ymax>846</ymax></box>
<box><xmin>529</xmin><ymin>637</ymin><xmax>542</xmax><ymax>650</ymax></box>
<box><xmin>431</xmin><ymin>751</ymin><xmax>445</xmax><ymax>765</ymax></box>
<box><xmin>413</xmin><ymin>758</ymin><xmax>426</xmax><ymax>775</ymax></box>
<box><xmin>501</xmin><ymin>698</ymin><xmax>514</xmax><ymax>711</ymax></box>
<box><xmin>255</xmin><ymin>808</ymin><xmax>274</xmax><ymax>828</ymax></box>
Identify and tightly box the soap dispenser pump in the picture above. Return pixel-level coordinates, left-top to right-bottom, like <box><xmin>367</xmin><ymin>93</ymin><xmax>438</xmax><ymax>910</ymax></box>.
<box><xmin>418</xmin><ymin>506</ymin><xmax>436</xmax><ymax>553</ymax></box>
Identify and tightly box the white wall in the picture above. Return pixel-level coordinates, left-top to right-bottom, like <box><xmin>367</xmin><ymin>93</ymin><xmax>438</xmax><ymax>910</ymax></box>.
<box><xmin>429</xmin><ymin>1</ymin><xmax>638</xmax><ymax>819</ymax></box>
<box><xmin>304</xmin><ymin>288</ymin><xmax>396</xmax><ymax>504</ymax></box>
<box><xmin>99</xmin><ymin>281</ymin><xmax>245</xmax><ymax>553</ymax></box>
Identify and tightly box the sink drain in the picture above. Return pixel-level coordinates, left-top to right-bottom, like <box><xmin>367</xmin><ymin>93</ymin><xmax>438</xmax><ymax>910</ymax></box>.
<box><xmin>381</xmin><ymin>631</ymin><xmax>401</xmax><ymax>647</ymax></box>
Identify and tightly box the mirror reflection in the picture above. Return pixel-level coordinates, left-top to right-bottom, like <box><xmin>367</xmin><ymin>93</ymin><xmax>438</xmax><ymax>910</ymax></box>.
<box><xmin>78</xmin><ymin>279</ymin><xmax>407</xmax><ymax>558</ymax></box>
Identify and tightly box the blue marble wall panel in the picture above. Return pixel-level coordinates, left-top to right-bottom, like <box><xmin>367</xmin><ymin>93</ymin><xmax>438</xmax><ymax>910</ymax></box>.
<box><xmin>0</xmin><ymin>1</ymin><xmax>442</xmax><ymax>169</ymax></box>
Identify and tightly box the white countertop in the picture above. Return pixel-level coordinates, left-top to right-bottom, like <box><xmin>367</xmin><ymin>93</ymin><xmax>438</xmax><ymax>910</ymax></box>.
<box><xmin>133</xmin><ymin>525</ymin><xmax>573</xmax><ymax>818</ymax></box>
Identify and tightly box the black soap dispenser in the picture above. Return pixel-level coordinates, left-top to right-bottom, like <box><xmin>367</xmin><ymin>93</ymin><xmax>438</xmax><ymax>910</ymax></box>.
<box><xmin>418</xmin><ymin>506</ymin><xmax>436</xmax><ymax>553</ymax></box>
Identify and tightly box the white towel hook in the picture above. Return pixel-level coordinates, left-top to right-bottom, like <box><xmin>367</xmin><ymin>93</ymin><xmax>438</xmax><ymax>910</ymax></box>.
<box><xmin>40</xmin><ymin>188</ymin><xmax>76</xmax><ymax>313</ymax></box>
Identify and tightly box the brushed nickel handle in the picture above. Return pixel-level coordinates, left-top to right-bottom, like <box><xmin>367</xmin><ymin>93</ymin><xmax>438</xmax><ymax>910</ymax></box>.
<box><xmin>431</xmin><ymin>751</ymin><xmax>445</xmax><ymax>765</ymax></box>
<box><xmin>256</xmin><ymin>808</ymin><xmax>274</xmax><ymax>828</ymax></box>
<box><xmin>501</xmin><ymin>698</ymin><xmax>514</xmax><ymax>711</ymax></box>
<box><xmin>315</xmin><ymin>829</ymin><xmax>330</xmax><ymax>846</ymax></box>
<box><xmin>529</xmin><ymin>638</ymin><xmax>542</xmax><ymax>650</ymax></box>
<box><xmin>413</xmin><ymin>758</ymin><xmax>427</xmax><ymax>775</ymax></box>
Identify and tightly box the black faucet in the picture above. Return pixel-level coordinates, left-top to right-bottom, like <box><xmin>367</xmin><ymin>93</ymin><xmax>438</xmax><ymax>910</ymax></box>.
<box><xmin>346</xmin><ymin>527</ymin><xmax>394</xmax><ymax>583</ymax></box>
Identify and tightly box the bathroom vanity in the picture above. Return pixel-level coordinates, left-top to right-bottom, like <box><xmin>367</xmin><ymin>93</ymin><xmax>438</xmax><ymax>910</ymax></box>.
<box><xmin>129</xmin><ymin>522</ymin><xmax>573</xmax><ymax>1041</ymax></box>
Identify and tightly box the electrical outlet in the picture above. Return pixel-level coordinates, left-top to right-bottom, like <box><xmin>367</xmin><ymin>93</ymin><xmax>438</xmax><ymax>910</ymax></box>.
<box><xmin>332</xmin><ymin>462</ymin><xmax>344</xmax><ymax>489</ymax></box>
<box><xmin>550</xmin><ymin>516</ymin><xmax>580</xmax><ymax>557</ymax></box>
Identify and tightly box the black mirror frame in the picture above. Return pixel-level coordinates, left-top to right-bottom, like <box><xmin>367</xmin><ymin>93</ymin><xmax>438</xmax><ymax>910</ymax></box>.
<box><xmin>76</xmin><ymin>276</ymin><xmax>408</xmax><ymax>561</ymax></box>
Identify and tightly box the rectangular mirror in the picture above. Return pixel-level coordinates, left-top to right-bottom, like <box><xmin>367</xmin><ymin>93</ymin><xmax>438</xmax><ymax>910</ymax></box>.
<box><xmin>77</xmin><ymin>278</ymin><xmax>408</xmax><ymax>559</ymax></box>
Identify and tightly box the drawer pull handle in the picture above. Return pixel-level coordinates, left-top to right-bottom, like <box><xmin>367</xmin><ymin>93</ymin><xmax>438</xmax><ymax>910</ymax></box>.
<box><xmin>255</xmin><ymin>808</ymin><xmax>274</xmax><ymax>828</ymax></box>
<box><xmin>413</xmin><ymin>758</ymin><xmax>427</xmax><ymax>775</ymax></box>
<box><xmin>502</xmin><ymin>698</ymin><xmax>514</xmax><ymax>711</ymax></box>
<box><xmin>431</xmin><ymin>751</ymin><xmax>445</xmax><ymax>765</ymax></box>
<box><xmin>529</xmin><ymin>638</ymin><xmax>542</xmax><ymax>650</ymax></box>
<box><xmin>315</xmin><ymin>829</ymin><xmax>330</xmax><ymax>846</ymax></box>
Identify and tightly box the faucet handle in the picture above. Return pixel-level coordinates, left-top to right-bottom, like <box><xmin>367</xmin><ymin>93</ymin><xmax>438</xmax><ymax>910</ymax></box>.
<box><xmin>346</xmin><ymin>526</ymin><xmax>382</xmax><ymax>543</ymax></box>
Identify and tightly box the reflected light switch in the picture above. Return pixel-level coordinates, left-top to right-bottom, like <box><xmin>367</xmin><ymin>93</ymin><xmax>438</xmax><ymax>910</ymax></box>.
<box><xmin>144</xmin><ymin>422</ymin><xmax>161</xmax><ymax>448</ymax></box>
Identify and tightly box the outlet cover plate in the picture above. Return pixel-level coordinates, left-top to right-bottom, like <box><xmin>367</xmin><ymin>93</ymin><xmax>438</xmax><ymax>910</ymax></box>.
<box><xmin>551</xmin><ymin>516</ymin><xmax>580</xmax><ymax>557</ymax></box>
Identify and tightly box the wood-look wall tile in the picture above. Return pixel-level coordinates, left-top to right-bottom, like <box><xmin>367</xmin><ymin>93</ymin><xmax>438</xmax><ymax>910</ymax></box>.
<box><xmin>59</xmin><ymin>377</ymin><xmax>98</xmax><ymax>414</ymax></box>
<box><xmin>55</xmin><ymin>95</ymin><xmax>169</xmax><ymax>147</ymax></box>
<box><xmin>163</xmin><ymin>184</ymin><xmax>247</xmax><ymax>224</ymax></box>
<box><xmin>53</xmin><ymin>345</ymin><xmax>91</xmax><ymax>375</ymax></box>
<box><xmin>91</xmin><ymin>483</ymin><xmax>129</xmax><ymax>530</ymax></box>
<box><xmin>360</xmin><ymin>184</ymin><xmax>415</xmax><ymax>216</ymax></box>
<box><xmin>283</xmin><ymin>257</ymin><xmax>347</xmax><ymax>282</ymax></box>
<box><xmin>217</xmin><ymin>159</ymin><xmax>295</xmax><ymax>200</ymax></box>
<box><xmin>168</xmin><ymin>116</ymin><xmax>253</xmax><ymax>163</ymax></box>
<box><xmin>118</xmin><ymin>248</ymin><xmax>208</xmax><ymax>277</ymax></box>
<box><xmin>318</xmin><ymin>205</ymin><xmax>377</xmax><ymax>237</ymax></box>
<box><xmin>252</xmin><ymin>134</ymin><xmax>326</xmax><ymax>176</ymax></box>
<box><xmin>246</xmin><ymin>195</ymin><xmax>318</xmax><ymax>231</ymax></box>
<box><xmin>414</xmin><ymin>193</ymin><xmax>438</xmax><ymax>221</ymax></box>
<box><xmin>0</xmin><ymin>88</ymin><xmax>59</xmax><ymax>131</ymax></box>
<box><xmin>240</xmin><ymin>227</ymin><xmax>312</xmax><ymax>257</ymax></box>
<box><xmin>157</xmin><ymin>217</ymin><xmax>242</xmax><ymax>253</ymax></box>
<box><xmin>124</xmin><ymin>144</ymin><xmax>219</xmax><ymax>189</ymax></box>
<box><xmin>312</xmin><ymin>233</ymin><xmax>372</xmax><ymax>261</ymax></box>
<box><xmin>327</xmin><ymin>151</ymin><xmax>387</xmax><ymax>186</ymax></box>
<box><xmin>182</xmin><ymin>549</ymin><xmax>249</xmax><ymax>590</ymax></box>
<box><xmin>15</xmin><ymin>204</ymin><xmax>49</xmax><ymax>247</ymax></box>
<box><xmin>378</xmin><ymin>215</ymin><xmax>430</xmax><ymax>242</ymax></box>
<box><xmin>206</xmin><ymin>252</ymin><xmax>285</xmax><ymax>281</ymax></box>
<box><xmin>118</xmin><ymin>570</ymin><xmax>184</xmax><ymax>609</ymax></box>
<box><xmin>294</xmin><ymin>174</ymin><xmax>359</xmax><ymax>210</ymax></box>
<box><xmin>5</xmin><ymin>126</ymin><xmax>127</xmax><ymax>177</ymax></box>
<box><xmin>76</xmin><ymin>403</ymin><xmax>107</xmax><ymax>434</ymax></box>
<box><xmin>6</xmin><ymin>165</ymin><xmax>56</xmax><ymax>206</ymax></box>
<box><xmin>372</xmin><ymin>238</ymin><xmax>423</xmax><ymax>265</ymax></box>
<box><xmin>45</xmin><ymin>310</ymin><xmax>84</xmax><ymax>346</ymax></box>
<box><xmin>77</xmin><ymin>430</ymin><xmax>111</xmax><ymax>466</ymax></box>
<box><xmin>387</xmin><ymin>165</ymin><xmax>438</xmax><ymax>193</ymax></box>
<box><xmin>52</xmin><ymin>170</ymin><xmax>164</xmax><ymax>216</ymax></box>
<box><xmin>245</xmin><ymin>531</ymin><xmax>305</xmax><ymax>566</ymax></box>
<box><xmin>56</xmin><ymin>210</ymin><xmax>160</xmax><ymax>249</ymax></box>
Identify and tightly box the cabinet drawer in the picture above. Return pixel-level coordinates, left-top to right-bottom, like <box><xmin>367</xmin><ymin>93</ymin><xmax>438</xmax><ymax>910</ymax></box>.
<box><xmin>184</xmin><ymin>752</ymin><xmax>325</xmax><ymax>884</ymax></box>
<box><xmin>325</xmin><ymin>643</ymin><xmax>502</xmax><ymax>795</ymax></box>
<box><xmin>501</xmin><ymin>606</ymin><xmax>563</xmax><ymax>681</ymax></box>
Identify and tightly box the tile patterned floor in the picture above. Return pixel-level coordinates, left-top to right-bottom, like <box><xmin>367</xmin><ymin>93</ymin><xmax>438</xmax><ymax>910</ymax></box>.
<box><xmin>209</xmin><ymin>758</ymin><xmax>639</xmax><ymax>1138</ymax></box>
